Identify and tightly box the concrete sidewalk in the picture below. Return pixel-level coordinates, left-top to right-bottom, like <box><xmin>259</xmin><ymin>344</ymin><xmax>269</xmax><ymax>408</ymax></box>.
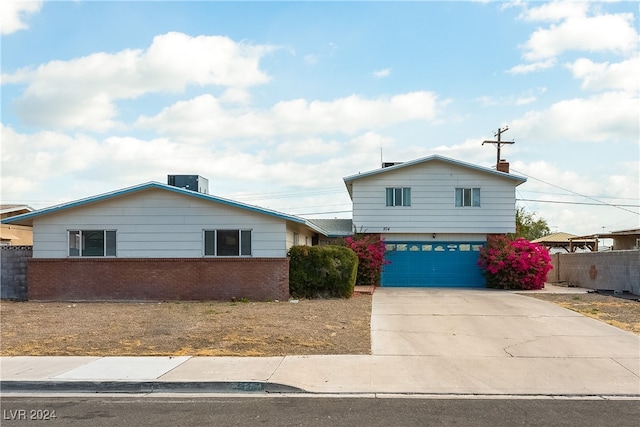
<box><xmin>2</xmin><ymin>351</ymin><xmax>639</xmax><ymax>396</ymax></box>
<box><xmin>1</xmin><ymin>286</ymin><xmax>639</xmax><ymax>397</ymax></box>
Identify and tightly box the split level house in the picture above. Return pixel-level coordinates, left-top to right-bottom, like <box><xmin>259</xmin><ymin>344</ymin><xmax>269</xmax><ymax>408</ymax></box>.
<box><xmin>2</xmin><ymin>155</ymin><xmax>526</xmax><ymax>301</ymax></box>
<box><xmin>343</xmin><ymin>155</ymin><xmax>526</xmax><ymax>287</ymax></box>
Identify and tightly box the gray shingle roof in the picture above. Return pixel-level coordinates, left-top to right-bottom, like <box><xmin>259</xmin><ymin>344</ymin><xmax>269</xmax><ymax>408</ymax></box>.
<box><xmin>307</xmin><ymin>219</ymin><xmax>353</xmax><ymax>237</ymax></box>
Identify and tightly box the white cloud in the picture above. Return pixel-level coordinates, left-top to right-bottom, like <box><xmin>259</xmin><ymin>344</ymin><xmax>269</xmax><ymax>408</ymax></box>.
<box><xmin>566</xmin><ymin>57</ymin><xmax>640</xmax><ymax>93</ymax></box>
<box><xmin>520</xmin><ymin>10</ymin><xmax>638</xmax><ymax>61</ymax></box>
<box><xmin>476</xmin><ymin>88</ymin><xmax>545</xmax><ymax>107</ymax></box>
<box><xmin>510</xmin><ymin>1</ymin><xmax>639</xmax><ymax>76</ymax></box>
<box><xmin>372</xmin><ymin>68</ymin><xmax>391</xmax><ymax>78</ymax></box>
<box><xmin>515</xmin><ymin>96</ymin><xmax>536</xmax><ymax>106</ymax></box>
<box><xmin>137</xmin><ymin>91</ymin><xmax>440</xmax><ymax>142</ymax></box>
<box><xmin>0</xmin><ymin>0</ymin><xmax>42</xmax><ymax>35</ymax></box>
<box><xmin>519</xmin><ymin>1</ymin><xmax>589</xmax><ymax>22</ymax></box>
<box><xmin>507</xmin><ymin>59</ymin><xmax>556</xmax><ymax>74</ymax></box>
<box><xmin>512</xmin><ymin>91</ymin><xmax>639</xmax><ymax>144</ymax></box>
<box><xmin>0</xmin><ymin>124</ymin><xmax>386</xmax><ymax>213</ymax></box>
<box><xmin>220</xmin><ymin>87</ymin><xmax>252</xmax><ymax>105</ymax></box>
<box><xmin>274</xmin><ymin>137</ymin><xmax>342</xmax><ymax>159</ymax></box>
<box><xmin>2</xmin><ymin>32</ymin><xmax>276</xmax><ymax>131</ymax></box>
<box><xmin>15</xmin><ymin>90</ymin><xmax>121</xmax><ymax>133</ymax></box>
<box><xmin>0</xmin><ymin>124</ymin><xmax>101</xmax><ymax>201</ymax></box>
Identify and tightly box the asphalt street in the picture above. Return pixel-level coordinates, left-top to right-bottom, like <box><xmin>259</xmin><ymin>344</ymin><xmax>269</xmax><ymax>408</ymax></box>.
<box><xmin>1</xmin><ymin>396</ymin><xmax>638</xmax><ymax>427</ymax></box>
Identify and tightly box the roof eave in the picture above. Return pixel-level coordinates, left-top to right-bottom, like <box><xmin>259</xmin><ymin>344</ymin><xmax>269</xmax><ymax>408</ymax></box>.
<box><xmin>1</xmin><ymin>182</ymin><xmax>312</xmax><ymax>226</ymax></box>
<box><xmin>343</xmin><ymin>154</ymin><xmax>527</xmax><ymax>184</ymax></box>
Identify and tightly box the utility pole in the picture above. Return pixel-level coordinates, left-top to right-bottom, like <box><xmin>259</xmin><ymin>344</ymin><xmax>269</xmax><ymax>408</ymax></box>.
<box><xmin>482</xmin><ymin>126</ymin><xmax>514</xmax><ymax>168</ymax></box>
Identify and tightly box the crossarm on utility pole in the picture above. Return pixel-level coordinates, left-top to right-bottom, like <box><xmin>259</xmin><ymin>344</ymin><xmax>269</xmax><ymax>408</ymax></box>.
<box><xmin>482</xmin><ymin>126</ymin><xmax>514</xmax><ymax>168</ymax></box>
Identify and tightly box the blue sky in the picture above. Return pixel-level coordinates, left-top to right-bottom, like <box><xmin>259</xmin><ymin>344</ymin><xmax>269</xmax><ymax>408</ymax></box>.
<box><xmin>1</xmin><ymin>1</ymin><xmax>639</xmax><ymax>236</ymax></box>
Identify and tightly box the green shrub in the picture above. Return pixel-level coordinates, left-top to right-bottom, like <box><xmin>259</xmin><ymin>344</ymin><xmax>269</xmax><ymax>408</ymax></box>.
<box><xmin>288</xmin><ymin>245</ymin><xmax>358</xmax><ymax>298</ymax></box>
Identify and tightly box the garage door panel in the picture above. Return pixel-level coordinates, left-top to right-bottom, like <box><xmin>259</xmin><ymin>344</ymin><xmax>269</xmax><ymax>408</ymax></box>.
<box><xmin>382</xmin><ymin>241</ymin><xmax>485</xmax><ymax>287</ymax></box>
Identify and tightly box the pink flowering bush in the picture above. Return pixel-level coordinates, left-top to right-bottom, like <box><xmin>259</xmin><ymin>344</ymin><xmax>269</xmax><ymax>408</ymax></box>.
<box><xmin>343</xmin><ymin>234</ymin><xmax>389</xmax><ymax>286</ymax></box>
<box><xmin>477</xmin><ymin>235</ymin><xmax>552</xmax><ymax>290</ymax></box>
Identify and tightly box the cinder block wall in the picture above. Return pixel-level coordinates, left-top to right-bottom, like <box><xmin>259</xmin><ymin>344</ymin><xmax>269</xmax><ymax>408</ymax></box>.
<box><xmin>549</xmin><ymin>251</ymin><xmax>640</xmax><ymax>295</ymax></box>
<box><xmin>28</xmin><ymin>258</ymin><xmax>290</xmax><ymax>301</ymax></box>
<box><xmin>1</xmin><ymin>246</ymin><xmax>32</xmax><ymax>300</ymax></box>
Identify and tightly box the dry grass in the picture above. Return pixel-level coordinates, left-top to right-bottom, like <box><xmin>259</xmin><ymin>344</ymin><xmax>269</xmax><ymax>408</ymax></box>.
<box><xmin>526</xmin><ymin>293</ymin><xmax>640</xmax><ymax>334</ymax></box>
<box><xmin>3</xmin><ymin>291</ymin><xmax>636</xmax><ymax>357</ymax></box>
<box><xmin>0</xmin><ymin>295</ymin><xmax>372</xmax><ymax>356</ymax></box>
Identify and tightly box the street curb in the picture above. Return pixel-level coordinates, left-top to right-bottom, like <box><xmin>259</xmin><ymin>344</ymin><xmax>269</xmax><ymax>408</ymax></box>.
<box><xmin>0</xmin><ymin>381</ymin><xmax>306</xmax><ymax>394</ymax></box>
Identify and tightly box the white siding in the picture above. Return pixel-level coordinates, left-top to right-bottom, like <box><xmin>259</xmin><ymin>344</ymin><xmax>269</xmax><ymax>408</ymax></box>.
<box><xmin>285</xmin><ymin>222</ymin><xmax>316</xmax><ymax>250</ymax></box>
<box><xmin>32</xmin><ymin>188</ymin><xmax>289</xmax><ymax>258</ymax></box>
<box><xmin>351</xmin><ymin>161</ymin><xmax>518</xmax><ymax>235</ymax></box>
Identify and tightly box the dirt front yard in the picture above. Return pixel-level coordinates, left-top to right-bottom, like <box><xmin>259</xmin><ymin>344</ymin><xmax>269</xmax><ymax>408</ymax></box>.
<box><xmin>526</xmin><ymin>292</ymin><xmax>640</xmax><ymax>334</ymax></box>
<box><xmin>2</xmin><ymin>291</ymin><xmax>637</xmax><ymax>357</ymax></box>
<box><xmin>0</xmin><ymin>294</ymin><xmax>371</xmax><ymax>356</ymax></box>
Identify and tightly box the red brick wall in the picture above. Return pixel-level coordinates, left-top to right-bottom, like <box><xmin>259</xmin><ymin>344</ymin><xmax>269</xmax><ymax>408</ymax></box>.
<box><xmin>27</xmin><ymin>258</ymin><xmax>290</xmax><ymax>301</ymax></box>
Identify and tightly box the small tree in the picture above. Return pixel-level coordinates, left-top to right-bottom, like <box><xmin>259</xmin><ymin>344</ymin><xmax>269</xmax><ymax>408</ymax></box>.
<box><xmin>343</xmin><ymin>234</ymin><xmax>388</xmax><ymax>286</ymax></box>
<box><xmin>514</xmin><ymin>206</ymin><xmax>551</xmax><ymax>241</ymax></box>
<box><xmin>477</xmin><ymin>235</ymin><xmax>552</xmax><ymax>290</ymax></box>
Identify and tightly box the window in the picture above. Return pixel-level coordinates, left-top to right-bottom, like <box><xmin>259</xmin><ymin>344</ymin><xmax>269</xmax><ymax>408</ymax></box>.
<box><xmin>204</xmin><ymin>230</ymin><xmax>252</xmax><ymax>256</ymax></box>
<box><xmin>386</xmin><ymin>187</ymin><xmax>411</xmax><ymax>206</ymax></box>
<box><xmin>69</xmin><ymin>230</ymin><xmax>116</xmax><ymax>257</ymax></box>
<box><xmin>455</xmin><ymin>188</ymin><xmax>481</xmax><ymax>207</ymax></box>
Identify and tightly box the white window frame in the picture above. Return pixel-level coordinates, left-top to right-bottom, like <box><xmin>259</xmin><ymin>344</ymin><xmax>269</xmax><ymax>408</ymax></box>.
<box><xmin>386</xmin><ymin>187</ymin><xmax>411</xmax><ymax>207</ymax></box>
<box><xmin>203</xmin><ymin>229</ymin><xmax>252</xmax><ymax>257</ymax></box>
<box><xmin>68</xmin><ymin>230</ymin><xmax>117</xmax><ymax>257</ymax></box>
<box><xmin>455</xmin><ymin>188</ymin><xmax>481</xmax><ymax>207</ymax></box>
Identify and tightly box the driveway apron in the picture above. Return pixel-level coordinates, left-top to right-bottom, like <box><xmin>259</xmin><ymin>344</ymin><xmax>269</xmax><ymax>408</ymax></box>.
<box><xmin>369</xmin><ymin>288</ymin><xmax>640</xmax><ymax>395</ymax></box>
<box><xmin>371</xmin><ymin>288</ymin><xmax>639</xmax><ymax>359</ymax></box>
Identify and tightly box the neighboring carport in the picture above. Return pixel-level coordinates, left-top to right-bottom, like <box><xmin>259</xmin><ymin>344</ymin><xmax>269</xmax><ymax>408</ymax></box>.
<box><xmin>532</xmin><ymin>232</ymin><xmax>596</xmax><ymax>253</ymax></box>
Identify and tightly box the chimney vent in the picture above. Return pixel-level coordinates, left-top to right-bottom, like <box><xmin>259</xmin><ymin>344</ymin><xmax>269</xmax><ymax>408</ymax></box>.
<box><xmin>497</xmin><ymin>159</ymin><xmax>510</xmax><ymax>174</ymax></box>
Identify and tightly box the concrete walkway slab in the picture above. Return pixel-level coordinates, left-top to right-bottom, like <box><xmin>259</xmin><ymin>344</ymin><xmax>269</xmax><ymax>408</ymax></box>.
<box><xmin>0</xmin><ymin>356</ymin><xmax>100</xmax><ymax>380</ymax></box>
<box><xmin>159</xmin><ymin>356</ymin><xmax>285</xmax><ymax>382</ymax></box>
<box><xmin>616</xmin><ymin>358</ymin><xmax>640</xmax><ymax>377</ymax></box>
<box><xmin>270</xmin><ymin>355</ymin><xmax>374</xmax><ymax>393</ymax></box>
<box><xmin>428</xmin><ymin>356</ymin><xmax>640</xmax><ymax>395</ymax></box>
<box><xmin>54</xmin><ymin>356</ymin><xmax>191</xmax><ymax>380</ymax></box>
<box><xmin>370</xmin><ymin>356</ymin><xmax>640</xmax><ymax>395</ymax></box>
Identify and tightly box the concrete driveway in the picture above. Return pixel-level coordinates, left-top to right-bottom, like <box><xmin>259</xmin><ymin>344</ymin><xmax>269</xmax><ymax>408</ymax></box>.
<box><xmin>371</xmin><ymin>287</ymin><xmax>640</xmax><ymax>395</ymax></box>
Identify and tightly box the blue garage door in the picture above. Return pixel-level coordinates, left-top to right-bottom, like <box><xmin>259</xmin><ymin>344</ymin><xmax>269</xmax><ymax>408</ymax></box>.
<box><xmin>381</xmin><ymin>242</ymin><xmax>485</xmax><ymax>287</ymax></box>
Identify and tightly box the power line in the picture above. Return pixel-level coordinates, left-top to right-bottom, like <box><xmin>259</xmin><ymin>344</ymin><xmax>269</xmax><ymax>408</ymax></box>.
<box><xmin>511</xmin><ymin>168</ymin><xmax>640</xmax><ymax>216</ymax></box>
<box><xmin>229</xmin><ymin>188</ymin><xmax>346</xmax><ymax>202</ymax></box>
<box><xmin>295</xmin><ymin>210</ymin><xmax>352</xmax><ymax>217</ymax></box>
<box><xmin>517</xmin><ymin>198</ymin><xmax>640</xmax><ymax>208</ymax></box>
<box><xmin>518</xmin><ymin>189</ymin><xmax>640</xmax><ymax>201</ymax></box>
